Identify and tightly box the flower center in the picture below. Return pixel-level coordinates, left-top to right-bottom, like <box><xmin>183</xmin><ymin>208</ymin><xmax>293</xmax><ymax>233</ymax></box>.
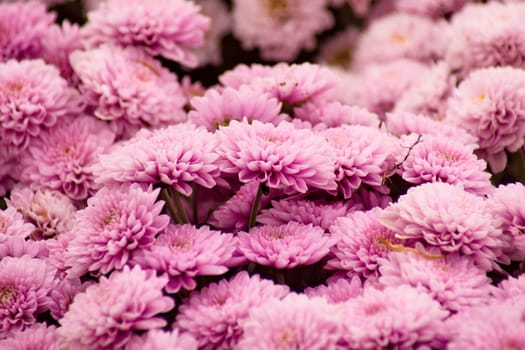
<box><xmin>274</xmin><ymin>330</ymin><xmax>298</xmax><ymax>348</ymax></box>
<box><xmin>268</xmin><ymin>229</ymin><xmax>288</xmax><ymax>240</ymax></box>
<box><xmin>101</xmin><ymin>210</ymin><xmax>120</xmax><ymax>228</ymax></box>
<box><xmin>2</xmin><ymin>81</ymin><xmax>25</xmax><ymax>98</ymax></box>
<box><xmin>328</xmin><ymin>47</ymin><xmax>353</xmax><ymax>67</ymax></box>
<box><xmin>391</xmin><ymin>33</ymin><xmax>407</xmax><ymax>43</ymax></box>
<box><xmin>171</xmin><ymin>237</ymin><xmax>192</xmax><ymax>249</ymax></box>
<box><xmin>0</xmin><ymin>287</ymin><xmax>16</xmax><ymax>306</ymax></box>
<box><xmin>132</xmin><ymin>60</ymin><xmax>160</xmax><ymax>82</ymax></box>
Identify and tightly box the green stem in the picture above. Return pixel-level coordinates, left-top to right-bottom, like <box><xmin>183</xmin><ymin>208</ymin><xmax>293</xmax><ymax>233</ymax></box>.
<box><xmin>171</xmin><ymin>188</ymin><xmax>190</xmax><ymax>224</ymax></box>
<box><xmin>161</xmin><ymin>186</ymin><xmax>180</xmax><ymax>224</ymax></box>
<box><xmin>248</xmin><ymin>182</ymin><xmax>264</xmax><ymax>229</ymax></box>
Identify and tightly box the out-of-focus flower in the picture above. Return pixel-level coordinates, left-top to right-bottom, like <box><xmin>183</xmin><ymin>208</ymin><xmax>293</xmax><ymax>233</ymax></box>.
<box><xmin>58</xmin><ymin>266</ymin><xmax>175</xmax><ymax>350</ymax></box>
<box><xmin>175</xmin><ymin>271</ymin><xmax>289</xmax><ymax>350</ymax></box>
<box><xmin>0</xmin><ymin>235</ymin><xmax>47</xmax><ymax>259</ymax></box>
<box><xmin>0</xmin><ymin>207</ymin><xmax>34</xmax><ymax>238</ymax></box>
<box><xmin>41</xmin><ymin>21</ymin><xmax>82</xmax><ymax>82</ymax></box>
<box><xmin>392</xmin><ymin>0</ymin><xmax>468</xmax><ymax>18</ymax></box>
<box><xmin>316</xmin><ymin>28</ymin><xmax>359</xmax><ymax>69</ymax></box>
<box><xmin>82</xmin><ymin>0</ymin><xmax>210</xmax><ymax>67</ymax></box>
<box><xmin>293</xmin><ymin>101</ymin><xmax>380</xmax><ymax>128</ymax></box>
<box><xmin>194</xmin><ymin>0</ymin><xmax>230</xmax><ymax>67</ymax></box>
<box><xmin>48</xmin><ymin>278</ymin><xmax>90</xmax><ymax>321</ymax></box>
<box><xmin>0</xmin><ymin>323</ymin><xmax>59</xmax><ymax>350</ymax></box>
<box><xmin>304</xmin><ymin>276</ymin><xmax>363</xmax><ymax>303</ymax></box>
<box><xmin>125</xmin><ymin>329</ymin><xmax>198</xmax><ymax>350</ymax></box>
<box><xmin>65</xmin><ymin>184</ymin><xmax>169</xmax><ymax>278</ymax></box>
<box><xmin>493</xmin><ymin>275</ymin><xmax>525</xmax><ymax>300</ymax></box>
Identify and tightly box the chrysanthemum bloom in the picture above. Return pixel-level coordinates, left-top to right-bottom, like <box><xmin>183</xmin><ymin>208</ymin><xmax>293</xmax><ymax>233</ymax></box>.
<box><xmin>216</xmin><ymin>119</ymin><xmax>337</xmax><ymax>194</ymax></box>
<box><xmin>19</xmin><ymin>116</ymin><xmax>115</xmax><ymax>200</ymax></box>
<box><xmin>355</xmin><ymin>59</ymin><xmax>429</xmax><ymax>116</ymax></box>
<box><xmin>322</xmin><ymin>125</ymin><xmax>399</xmax><ymax>199</ymax></box>
<box><xmin>293</xmin><ymin>101</ymin><xmax>380</xmax><ymax>128</ymax></box>
<box><xmin>238</xmin><ymin>222</ymin><xmax>336</xmax><ymax>269</ymax></box>
<box><xmin>0</xmin><ymin>207</ymin><xmax>34</xmax><ymax>238</ymax></box>
<box><xmin>385</xmin><ymin>111</ymin><xmax>478</xmax><ymax>147</ymax></box>
<box><xmin>304</xmin><ymin>276</ymin><xmax>362</xmax><ymax>304</ymax></box>
<box><xmin>0</xmin><ymin>256</ymin><xmax>57</xmax><ymax>338</ymax></box>
<box><xmin>193</xmin><ymin>0</ymin><xmax>230</xmax><ymax>67</ymax></box>
<box><xmin>0</xmin><ymin>323</ymin><xmax>59</xmax><ymax>350</ymax></box>
<box><xmin>175</xmin><ymin>271</ymin><xmax>289</xmax><ymax>350</ymax></box>
<box><xmin>446</xmin><ymin>2</ymin><xmax>525</xmax><ymax>77</ymax></box>
<box><xmin>41</xmin><ymin>21</ymin><xmax>82</xmax><ymax>82</ymax></box>
<box><xmin>352</xmin><ymin>13</ymin><xmax>447</xmax><ymax>68</ymax></box>
<box><xmin>94</xmin><ymin>123</ymin><xmax>221</xmax><ymax>197</ymax></box>
<box><xmin>488</xmin><ymin>183</ymin><xmax>525</xmax><ymax>261</ymax></box>
<box><xmin>58</xmin><ymin>266</ymin><xmax>175</xmax><ymax>350</ymax></box>
<box><xmin>132</xmin><ymin>224</ymin><xmax>235</xmax><ymax>293</ymax></box>
<box><xmin>126</xmin><ymin>329</ymin><xmax>198</xmax><ymax>350</ymax></box>
<box><xmin>0</xmin><ymin>2</ymin><xmax>54</xmax><ymax>61</ymax></box>
<box><xmin>82</xmin><ymin>0</ymin><xmax>210</xmax><ymax>67</ymax></box>
<box><xmin>0</xmin><ymin>235</ymin><xmax>47</xmax><ymax>260</ymax></box>
<box><xmin>188</xmin><ymin>86</ymin><xmax>288</xmax><ymax>131</ymax></box>
<box><xmin>446</xmin><ymin>296</ymin><xmax>525</xmax><ymax>350</ymax></box>
<box><xmin>341</xmin><ymin>285</ymin><xmax>449</xmax><ymax>349</ymax></box>
<box><xmin>394</xmin><ymin>62</ymin><xmax>454</xmax><ymax>120</ymax></box>
<box><xmin>316</xmin><ymin>28</ymin><xmax>359</xmax><ymax>69</ymax></box>
<box><xmin>380</xmin><ymin>182</ymin><xmax>509</xmax><ymax>270</ymax></box>
<box><xmin>65</xmin><ymin>184</ymin><xmax>169</xmax><ymax>278</ymax></box>
<box><xmin>493</xmin><ymin>275</ymin><xmax>525</xmax><ymax>300</ymax></box>
<box><xmin>378</xmin><ymin>251</ymin><xmax>494</xmax><ymax>311</ymax></box>
<box><xmin>7</xmin><ymin>187</ymin><xmax>76</xmax><ymax>240</ymax></box>
<box><xmin>351</xmin><ymin>187</ymin><xmax>392</xmax><ymax>210</ymax></box>
<box><xmin>44</xmin><ymin>232</ymin><xmax>73</xmax><ymax>277</ymax></box>
<box><xmin>237</xmin><ymin>294</ymin><xmax>342</xmax><ymax>350</ymax></box>
<box><xmin>326</xmin><ymin>208</ymin><xmax>402</xmax><ymax>279</ymax></box>
<box><xmin>257</xmin><ymin>198</ymin><xmax>354</xmax><ymax>231</ymax></box>
<box><xmin>393</xmin><ymin>0</ymin><xmax>468</xmax><ymax>18</ymax></box>
<box><xmin>48</xmin><ymin>278</ymin><xmax>89</xmax><ymax>321</ymax></box>
<box><xmin>70</xmin><ymin>45</ymin><xmax>186</xmax><ymax>138</ymax></box>
<box><xmin>232</xmin><ymin>0</ymin><xmax>333</xmax><ymax>61</ymax></box>
<box><xmin>398</xmin><ymin>134</ymin><xmax>493</xmax><ymax>196</ymax></box>
<box><xmin>0</xmin><ymin>59</ymin><xmax>83</xmax><ymax>152</ymax></box>
<box><xmin>219</xmin><ymin>63</ymin><xmax>339</xmax><ymax>108</ymax></box>
<box><xmin>446</xmin><ymin>66</ymin><xmax>525</xmax><ymax>172</ymax></box>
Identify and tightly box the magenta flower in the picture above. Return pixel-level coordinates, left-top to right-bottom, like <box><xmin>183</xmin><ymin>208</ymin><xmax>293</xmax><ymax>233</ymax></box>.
<box><xmin>193</xmin><ymin>0</ymin><xmax>230</xmax><ymax>67</ymax></box>
<box><xmin>48</xmin><ymin>278</ymin><xmax>89</xmax><ymax>321</ymax></box>
<box><xmin>20</xmin><ymin>116</ymin><xmax>115</xmax><ymax>200</ymax></box>
<box><xmin>293</xmin><ymin>101</ymin><xmax>380</xmax><ymax>128</ymax></box>
<box><xmin>341</xmin><ymin>285</ymin><xmax>449</xmax><ymax>349</ymax></box>
<box><xmin>380</xmin><ymin>182</ymin><xmax>509</xmax><ymax>270</ymax></box>
<box><xmin>82</xmin><ymin>0</ymin><xmax>210</xmax><ymax>67</ymax></box>
<box><xmin>41</xmin><ymin>21</ymin><xmax>82</xmax><ymax>82</ymax></box>
<box><xmin>0</xmin><ymin>2</ymin><xmax>54</xmax><ymax>61</ymax></box>
<box><xmin>0</xmin><ymin>235</ymin><xmax>47</xmax><ymax>260</ymax></box>
<box><xmin>326</xmin><ymin>208</ymin><xmax>402</xmax><ymax>279</ymax></box>
<box><xmin>189</xmin><ymin>86</ymin><xmax>287</xmax><ymax>131</ymax></box>
<box><xmin>237</xmin><ymin>294</ymin><xmax>342</xmax><ymax>350</ymax></box>
<box><xmin>238</xmin><ymin>222</ymin><xmax>336</xmax><ymax>269</ymax></box>
<box><xmin>125</xmin><ymin>330</ymin><xmax>198</xmax><ymax>350</ymax></box>
<box><xmin>304</xmin><ymin>276</ymin><xmax>363</xmax><ymax>304</ymax></box>
<box><xmin>175</xmin><ymin>271</ymin><xmax>289</xmax><ymax>350</ymax></box>
<box><xmin>132</xmin><ymin>224</ymin><xmax>235</xmax><ymax>293</ymax></box>
<box><xmin>0</xmin><ymin>256</ymin><xmax>57</xmax><ymax>338</ymax></box>
<box><xmin>65</xmin><ymin>184</ymin><xmax>169</xmax><ymax>278</ymax></box>
<box><xmin>393</xmin><ymin>0</ymin><xmax>468</xmax><ymax>18</ymax></box>
<box><xmin>0</xmin><ymin>59</ymin><xmax>83</xmax><ymax>152</ymax></box>
<box><xmin>70</xmin><ymin>45</ymin><xmax>186</xmax><ymax>138</ymax></box>
<box><xmin>232</xmin><ymin>0</ymin><xmax>333</xmax><ymax>61</ymax></box>
<box><xmin>94</xmin><ymin>123</ymin><xmax>221</xmax><ymax>197</ymax></box>
<box><xmin>0</xmin><ymin>323</ymin><xmax>59</xmax><ymax>350</ymax></box>
<box><xmin>494</xmin><ymin>275</ymin><xmax>525</xmax><ymax>301</ymax></box>
<box><xmin>44</xmin><ymin>232</ymin><xmax>73</xmax><ymax>277</ymax></box>
<box><xmin>216</xmin><ymin>119</ymin><xmax>337</xmax><ymax>193</ymax></box>
<box><xmin>0</xmin><ymin>207</ymin><xmax>34</xmax><ymax>238</ymax></box>
<box><xmin>316</xmin><ymin>27</ymin><xmax>359</xmax><ymax>69</ymax></box>
<box><xmin>446</xmin><ymin>66</ymin><xmax>525</xmax><ymax>172</ymax></box>
<box><xmin>398</xmin><ymin>134</ymin><xmax>493</xmax><ymax>195</ymax></box>
<box><xmin>58</xmin><ymin>266</ymin><xmax>175</xmax><ymax>350</ymax></box>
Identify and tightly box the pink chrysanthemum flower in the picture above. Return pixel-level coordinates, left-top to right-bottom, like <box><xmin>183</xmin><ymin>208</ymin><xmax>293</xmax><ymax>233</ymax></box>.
<box><xmin>0</xmin><ymin>59</ymin><xmax>83</xmax><ymax>152</ymax></box>
<box><xmin>379</xmin><ymin>252</ymin><xmax>494</xmax><ymax>311</ymax></box>
<box><xmin>70</xmin><ymin>45</ymin><xmax>186</xmax><ymax>138</ymax></box>
<box><xmin>7</xmin><ymin>187</ymin><xmax>76</xmax><ymax>240</ymax></box>
<box><xmin>132</xmin><ymin>224</ymin><xmax>235</xmax><ymax>293</ymax></box>
<box><xmin>237</xmin><ymin>293</ymin><xmax>342</xmax><ymax>350</ymax></box>
<box><xmin>41</xmin><ymin>21</ymin><xmax>82</xmax><ymax>82</ymax></box>
<box><xmin>175</xmin><ymin>271</ymin><xmax>289</xmax><ymax>350</ymax></box>
<box><xmin>322</xmin><ymin>125</ymin><xmax>398</xmax><ymax>199</ymax></box>
<box><xmin>0</xmin><ymin>323</ymin><xmax>59</xmax><ymax>350</ymax></box>
<box><xmin>398</xmin><ymin>134</ymin><xmax>493</xmax><ymax>195</ymax></box>
<box><xmin>341</xmin><ymin>285</ymin><xmax>449</xmax><ymax>349</ymax></box>
<box><xmin>446</xmin><ymin>2</ymin><xmax>525</xmax><ymax>77</ymax></box>
<box><xmin>488</xmin><ymin>183</ymin><xmax>525</xmax><ymax>261</ymax></box>
<box><xmin>20</xmin><ymin>116</ymin><xmax>115</xmax><ymax>200</ymax></box>
<box><xmin>94</xmin><ymin>123</ymin><xmax>221</xmax><ymax>197</ymax></box>
<box><xmin>45</xmin><ymin>232</ymin><xmax>73</xmax><ymax>277</ymax></box>
<box><xmin>194</xmin><ymin>0</ymin><xmax>230</xmax><ymax>67</ymax></box>
<box><xmin>0</xmin><ymin>256</ymin><xmax>57</xmax><ymax>338</ymax></box>
<box><xmin>48</xmin><ymin>278</ymin><xmax>89</xmax><ymax>321</ymax></box>
<box><xmin>216</xmin><ymin>119</ymin><xmax>337</xmax><ymax>194</ymax></box>
<box><xmin>126</xmin><ymin>329</ymin><xmax>198</xmax><ymax>350</ymax></box>
<box><xmin>238</xmin><ymin>222</ymin><xmax>336</xmax><ymax>269</ymax></box>
<box><xmin>232</xmin><ymin>0</ymin><xmax>333</xmax><ymax>61</ymax></box>
<box><xmin>304</xmin><ymin>276</ymin><xmax>363</xmax><ymax>304</ymax></box>
<box><xmin>82</xmin><ymin>0</ymin><xmax>210</xmax><ymax>67</ymax></box>
<box><xmin>0</xmin><ymin>2</ymin><xmax>54</xmax><ymax>61</ymax></box>
<box><xmin>65</xmin><ymin>184</ymin><xmax>169</xmax><ymax>278</ymax></box>
<box><xmin>446</xmin><ymin>66</ymin><xmax>525</xmax><ymax>173</ymax></box>
<box><xmin>293</xmin><ymin>101</ymin><xmax>380</xmax><ymax>128</ymax></box>
<box><xmin>493</xmin><ymin>275</ymin><xmax>525</xmax><ymax>300</ymax></box>
<box><xmin>394</xmin><ymin>62</ymin><xmax>455</xmax><ymax>120</ymax></box>
<box><xmin>393</xmin><ymin>0</ymin><xmax>468</xmax><ymax>18</ymax></box>
<box><xmin>352</xmin><ymin>187</ymin><xmax>393</xmax><ymax>210</ymax></box>
<box><xmin>385</xmin><ymin>111</ymin><xmax>478</xmax><ymax>147</ymax></box>
<box><xmin>58</xmin><ymin>266</ymin><xmax>175</xmax><ymax>350</ymax></box>
<box><xmin>326</xmin><ymin>208</ymin><xmax>402</xmax><ymax>279</ymax></box>
<box><xmin>257</xmin><ymin>198</ymin><xmax>354</xmax><ymax>231</ymax></box>
<box><xmin>380</xmin><ymin>182</ymin><xmax>509</xmax><ymax>270</ymax></box>
<box><xmin>446</xmin><ymin>296</ymin><xmax>525</xmax><ymax>350</ymax></box>
<box><xmin>352</xmin><ymin>13</ymin><xmax>447</xmax><ymax>68</ymax></box>
<box><xmin>316</xmin><ymin>28</ymin><xmax>359</xmax><ymax>69</ymax></box>
<box><xmin>0</xmin><ymin>235</ymin><xmax>47</xmax><ymax>260</ymax></box>
<box><xmin>0</xmin><ymin>207</ymin><xmax>34</xmax><ymax>238</ymax></box>
<box><xmin>188</xmin><ymin>86</ymin><xmax>287</xmax><ymax>131</ymax></box>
